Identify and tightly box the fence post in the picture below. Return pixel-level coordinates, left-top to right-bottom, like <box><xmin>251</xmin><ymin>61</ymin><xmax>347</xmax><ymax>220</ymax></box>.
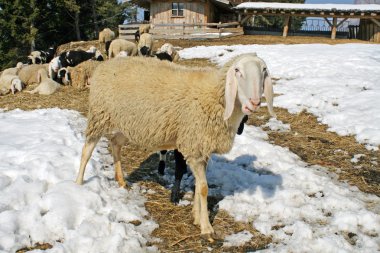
<box><xmin>218</xmin><ymin>21</ymin><xmax>222</xmax><ymax>38</ymax></box>
<box><xmin>182</xmin><ymin>22</ymin><xmax>185</xmax><ymax>36</ymax></box>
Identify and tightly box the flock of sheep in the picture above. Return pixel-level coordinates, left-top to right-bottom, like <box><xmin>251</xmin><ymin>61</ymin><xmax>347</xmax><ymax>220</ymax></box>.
<box><xmin>0</xmin><ymin>25</ymin><xmax>276</xmax><ymax>239</ymax></box>
<box><xmin>0</xmin><ymin>25</ymin><xmax>178</xmax><ymax>96</ymax></box>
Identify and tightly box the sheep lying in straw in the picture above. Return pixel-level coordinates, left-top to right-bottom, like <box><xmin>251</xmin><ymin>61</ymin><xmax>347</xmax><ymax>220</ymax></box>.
<box><xmin>26</xmin><ymin>69</ymin><xmax>60</xmax><ymax>95</ymax></box>
<box><xmin>75</xmin><ymin>53</ymin><xmax>275</xmax><ymax>238</ymax></box>
<box><xmin>18</xmin><ymin>64</ymin><xmax>49</xmax><ymax>86</ymax></box>
<box><xmin>0</xmin><ymin>74</ymin><xmax>24</xmax><ymax>95</ymax></box>
<box><xmin>108</xmin><ymin>39</ymin><xmax>138</xmax><ymax>58</ymax></box>
<box><xmin>1</xmin><ymin>62</ymin><xmax>24</xmax><ymax>77</ymax></box>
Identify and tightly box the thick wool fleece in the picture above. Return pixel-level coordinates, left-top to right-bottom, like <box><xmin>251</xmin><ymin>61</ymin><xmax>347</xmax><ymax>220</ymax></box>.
<box><xmin>98</xmin><ymin>28</ymin><xmax>115</xmax><ymax>43</ymax></box>
<box><xmin>86</xmin><ymin>57</ymin><xmax>244</xmax><ymax>161</ymax></box>
<box><xmin>18</xmin><ymin>64</ymin><xmax>49</xmax><ymax>86</ymax></box>
<box><xmin>108</xmin><ymin>39</ymin><xmax>138</xmax><ymax>58</ymax></box>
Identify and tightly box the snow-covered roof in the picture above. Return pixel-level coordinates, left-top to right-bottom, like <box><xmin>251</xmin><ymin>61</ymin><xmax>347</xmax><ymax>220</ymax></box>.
<box><xmin>235</xmin><ymin>2</ymin><xmax>380</xmax><ymax>12</ymax></box>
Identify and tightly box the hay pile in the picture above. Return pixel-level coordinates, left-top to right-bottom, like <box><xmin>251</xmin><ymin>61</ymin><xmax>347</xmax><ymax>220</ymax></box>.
<box><xmin>69</xmin><ymin>60</ymin><xmax>102</xmax><ymax>89</ymax></box>
<box><xmin>56</xmin><ymin>40</ymin><xmax>103</xmax><ymax>55</ymax></box>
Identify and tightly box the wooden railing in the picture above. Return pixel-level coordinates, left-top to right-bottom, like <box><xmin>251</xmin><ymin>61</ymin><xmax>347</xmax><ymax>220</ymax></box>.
<box><xmin>119</xmin><ymin>22</ymin><xmax>243</xmax><ymax>40</ymax></box>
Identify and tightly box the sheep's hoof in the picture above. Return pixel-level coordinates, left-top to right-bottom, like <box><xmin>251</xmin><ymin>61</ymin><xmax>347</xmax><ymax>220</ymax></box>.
<box><xmin>75</xmin><ymin>179</ymin><xmax>83</xmax><ymax>185</ymax></box>
<box><xmin>200</xmin><ymin>233</ymin><xmax>215</xmax><ymax>243</ymax></box>
<box><xmin>118</xmin><ymin>181</ymin><xmax>129</xmax><ymax>189</ymax></box>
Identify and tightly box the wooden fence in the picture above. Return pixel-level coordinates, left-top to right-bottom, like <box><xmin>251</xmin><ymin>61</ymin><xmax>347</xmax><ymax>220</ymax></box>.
<box><xmin>119</xmin><ymin>22</ymin><xmax>243</xmax><ymax>40</ymax></box>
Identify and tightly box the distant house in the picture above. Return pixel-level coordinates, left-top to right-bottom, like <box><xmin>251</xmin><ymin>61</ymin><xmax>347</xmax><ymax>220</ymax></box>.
<box><xmin>133</xmin><ymin>0</ymin><xmax>242</xmax><ymax>25</ymax></box>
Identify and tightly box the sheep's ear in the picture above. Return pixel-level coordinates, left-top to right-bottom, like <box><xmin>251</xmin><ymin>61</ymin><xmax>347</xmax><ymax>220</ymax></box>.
<box><xmin>263</xmin><ymin>69</ymin><xmax>276</xmax><ymax>117</ymax></box>
<box><xmin>224</xmin><ymin>66</ymin><xmax>240</xmax><ymax>120</ymax></box>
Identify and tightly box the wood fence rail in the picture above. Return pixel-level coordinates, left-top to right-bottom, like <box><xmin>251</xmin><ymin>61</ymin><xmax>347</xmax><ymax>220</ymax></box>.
<box><xmin>119</xmin><ymin>22</ymin><xmax>243</xmax><ymax>40</ymax></box>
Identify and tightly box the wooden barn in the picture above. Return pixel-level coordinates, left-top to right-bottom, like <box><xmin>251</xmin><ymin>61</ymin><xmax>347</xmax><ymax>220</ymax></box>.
<box><xmin>120</xmin><ymin>0</ymin><xmax>243</xmax><ymax>39</ymax></box>
<box><xmin>133</xmin><ymin>0</ymin><xmax>240</xmax><ymax>25</ymax></box>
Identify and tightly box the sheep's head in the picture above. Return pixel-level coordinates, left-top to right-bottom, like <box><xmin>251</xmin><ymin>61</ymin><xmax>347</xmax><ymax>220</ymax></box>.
<box><xmin>224</xmin><ymin>54</ymin><xmax>271</xmax><ymax>120</ymax></box>
<box><xmin>58</xmin><ymin>68</ymin><xmax>71</xmax><ymax>85</ymax></box>
<box><xmin>140</xmin><ymin>46</ymin><xmax>150</xmax><ymax>57</ymax></box>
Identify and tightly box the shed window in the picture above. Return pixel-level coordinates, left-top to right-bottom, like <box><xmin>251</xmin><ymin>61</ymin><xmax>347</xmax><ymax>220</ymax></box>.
<box><xmin>172</xmin><ymin>3</ymin><xmax>184</xmax><ymax>17</ymax></box>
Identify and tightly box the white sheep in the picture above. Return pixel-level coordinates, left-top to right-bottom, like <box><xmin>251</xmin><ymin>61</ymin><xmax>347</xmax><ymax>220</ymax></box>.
<box><xmin>98</xmin><ymin>28</ymin><xmax>115</xmax><ymax>55</ymax></box>
<box><xmin>108</xmin><ymin>39</ymin><xmax>138</xmax><ymax>58</ymax></box>
<box><xmin>26</xmin><ymin>68</ymin><xmax>60</xmax><ymax>95</ymax></box>
<box><xmin>0</xmin><ymin>62</ymin><xmax>24</xmax><ymax>77</ymax></box>
<box><xmin>137</xmin><ymin>33</ymin><xmax>153</xmax><ymax>56</ymax></box>
<box><xmin>75</xmin><ymin>53</ymin><xmax>275</xmax><ymax>238</ymax></box>
<box><xmin>0</xmin><ymin>74</ymin><xmax>24</xmax><ymax>95</ymax></box>
<box><xmin>18</xmin><ymin>64</ymin><xmax>49</xmax><ymax>86</ymax></box>
<box><xmin>157</xmin><ymin>43</ymin><xmax>180</xmax><ymax>62</ymax></box>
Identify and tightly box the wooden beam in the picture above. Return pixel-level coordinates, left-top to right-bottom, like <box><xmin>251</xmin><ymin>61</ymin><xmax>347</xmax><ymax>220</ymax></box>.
<box><xmin>324</xmin><ymin>17</ymin><xmax>333</xmax><ymax>27</ymax></box>
<box><xmin>283</xmin><ymin>15</ymin><xmax>290</xmax><ymax>37</ymax></box>
<box><xmin>331</xmin><ymin>17</ymin><xmax>337</xmax><ymax>39</ymax></box>
<box><xmin>337</xmin><ymin>18</ymin><xmax>348</xmax><ymax>28</ymax></box>
<box><xmin>240</xmin><ymin>14</ymin><xmax>253</xmax><ymax>25</ymax></box>
<box><xmin>371</xmin><ymin>18</ymin><xmax>380</xmax><ymax>27</ymax></box>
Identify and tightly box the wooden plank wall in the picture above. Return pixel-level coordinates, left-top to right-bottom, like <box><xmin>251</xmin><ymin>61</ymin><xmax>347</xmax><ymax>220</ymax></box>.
<box><xmin>358</xmin><ymin>19</ymin><xmax>380</xmax><ymax>43</ymax></box>
<box><xmin>150</xmin><ymin>1</ymin><xmax>208</xmax><ymax>27</ymax></box>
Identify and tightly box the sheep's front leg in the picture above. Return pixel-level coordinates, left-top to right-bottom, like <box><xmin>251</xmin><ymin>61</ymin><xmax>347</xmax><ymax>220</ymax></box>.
<box><xmin>188</xmin><ymin>159</ymin><xmax>214</xmax><ymax>236</ymax></box>
<box><xmin>110</xmin><ymin>132</ymin><xmax>127</xmax><ymax>188</ymax></box>
<box><xmin>76</xmin><ymin>136</ymin><xmax>101</xmax><ymax>185</ymax></box>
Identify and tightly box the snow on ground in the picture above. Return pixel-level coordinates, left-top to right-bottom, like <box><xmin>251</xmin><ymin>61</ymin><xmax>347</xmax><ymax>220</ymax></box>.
<box><xmin>180</xmin><ymin>43</ymin><xmax>380</xmax><ymax>148</ymax></box>
<box><xmin>0</xmin><ymin>109</ymin><xmax>158</xmax><ymax>253</ymax></box>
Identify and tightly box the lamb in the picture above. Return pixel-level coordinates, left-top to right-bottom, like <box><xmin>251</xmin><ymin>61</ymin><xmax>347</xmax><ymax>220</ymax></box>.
<box><xmin>108</xmin><ymin>39</ymin><xmax>138</xmax><ymax>58</ymax></box>
<box><xmin>0</xmin><ymin>74</ymin><xmax>24</xmax><ymax>95</ymax></box>
<box><xmin>49</xmin><ymin>49</ymin><xmax>103</xmax><ymax>81</ymax></box>
<box><xmin>27</xmin><ymin>47</ymin><xmax>55</xmax><ymax>64</ymax></box>
<box><xmin>98</xmin><ymin>28</ymin><xmax>115</xmax><ymax>56</ymax></box>
<box><xmin>57</xmin><ymin>67</ymin><xmax>71</xmax><ymax>85</ymax></box>
<box><xmin>26</xmin><ymin>69</ymin><xmax>60</xmax><ymax>95</ymax></box>
<box><xmin>75</xmin><ymin>53</ymin><xmax>275</xmax><ymax>237</ymax></box>
<box><xmin>138</xmin><ymin>33</ymin><xmax>153</xmax><ymax>56</ymax></box>
<box><xmin>18</xmin><ymin>64</ymin><xmax>49</xmax><ymax>86</ymax></box>
<box><xmin>157</xmin><ymin>43</ymin><xmax>180</xmax><ymax>62</ymax></box>
<box><xmin>0</xmin><ymin>62</ymin><xmax>24</xmax><ymax>77</ymax></box>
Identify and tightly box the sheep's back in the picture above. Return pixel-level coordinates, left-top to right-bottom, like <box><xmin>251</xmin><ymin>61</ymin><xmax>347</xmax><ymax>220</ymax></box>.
<box><xmin>88</xmin><ymin>57</ymin><xmax>229</xmax><ymax>154</ymax></box>
<box><xmin>18</xmin><ymin>64</ymin><xmax>49</xmax><ymax>85</ymax></box>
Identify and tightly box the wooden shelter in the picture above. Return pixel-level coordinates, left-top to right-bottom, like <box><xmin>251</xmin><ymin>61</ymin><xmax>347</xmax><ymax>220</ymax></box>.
<box><xmin>134</xmin><ymin>0</ymin><xmax>237</xmax><ymax>25</ymax></box>
<box><xmin>235</xmin><ymin>3</ymin><xmax>380</xmax><ymax>41</ymax></box>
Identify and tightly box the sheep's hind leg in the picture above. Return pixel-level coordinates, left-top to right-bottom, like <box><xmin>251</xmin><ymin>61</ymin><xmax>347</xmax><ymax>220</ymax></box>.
<box><xmin>110</xmin><ymin>132</ymin><xmax>128</xmax><ymax>188</ymax></box>
<box><xmin>76</xmin><ymin>136</ymin><xmax>101</xmax><ymax>185</ymax></box>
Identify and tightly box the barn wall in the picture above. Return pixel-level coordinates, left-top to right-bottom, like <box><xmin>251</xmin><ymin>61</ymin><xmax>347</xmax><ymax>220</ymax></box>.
<box><xmin>358</xmin><ymin>19</ymin><xmax>380</xmax><ymax>43</ymax></box>
<box><xmin>150</xmin><ymin>0</ymin><xmax>208</xmax><ymax>26</ymax></box>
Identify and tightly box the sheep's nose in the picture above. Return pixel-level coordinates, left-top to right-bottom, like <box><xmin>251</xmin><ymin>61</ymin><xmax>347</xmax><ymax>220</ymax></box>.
<box><xmin>250</xmin><ymin>99</ymin><xmax>261</xmax><ymax>107</ymax></box>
